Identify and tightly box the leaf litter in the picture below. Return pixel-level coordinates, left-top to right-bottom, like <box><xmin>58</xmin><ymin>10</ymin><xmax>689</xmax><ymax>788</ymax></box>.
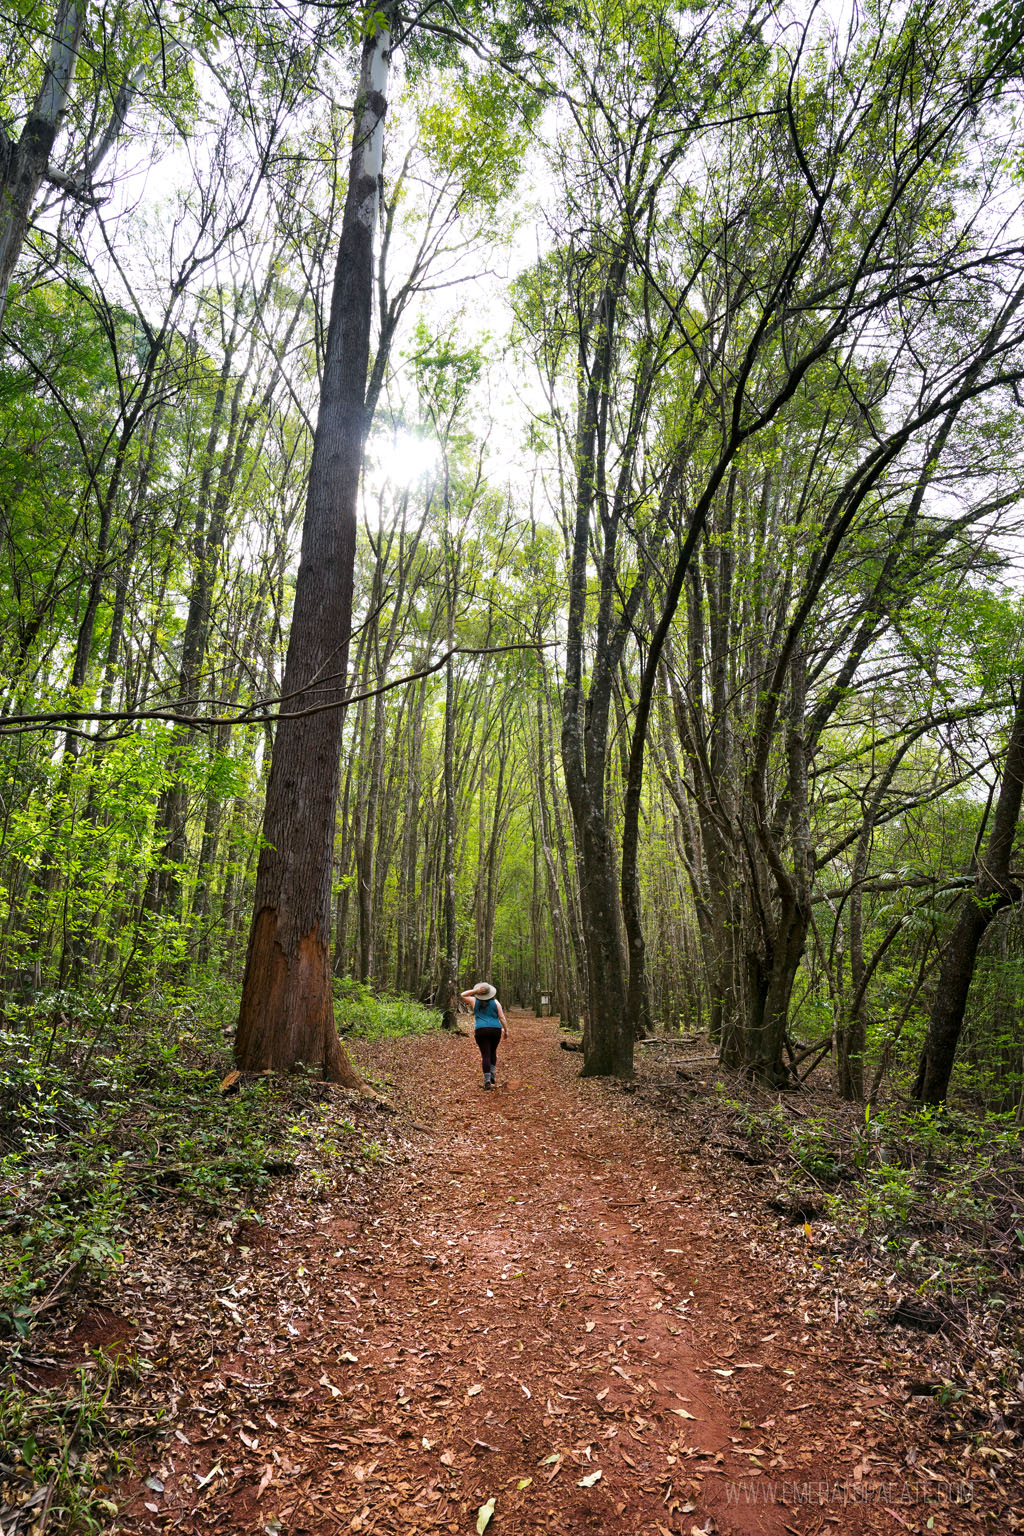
<box><xmin>9</xmin><ymin>1013</ymin><xmax>1016</xmax><ymax>1535</ymax></box>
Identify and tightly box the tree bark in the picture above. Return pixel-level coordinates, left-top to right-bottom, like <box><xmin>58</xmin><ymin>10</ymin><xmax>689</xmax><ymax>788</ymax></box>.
<box><xmin>396</xmin><ymin>676</ymin><xmax>426</xmax><ymax>993</ymax></box>
<box><xmin>235</xmin><ymin>5</ymin><xmax>395</xmax><ymax>1083</ymax></box>
<box><xmin>0</xmin><ymin>0</ymin><xmax>84</xmax><ymax>329</ymax></box>
<box><xmin>439</xmin><ymin>648</ymin><xmax>458</xmax><ymax>1029</ymax></box>
<box><xmin>914</xmin><ymin>679</ymin><xmax>1024</xmax><ymax>1104</ymax></box>
<box><xmin>561</xmin><ymin>262</ymin><xmax>633</xmax><ymax>1077</ymax></box>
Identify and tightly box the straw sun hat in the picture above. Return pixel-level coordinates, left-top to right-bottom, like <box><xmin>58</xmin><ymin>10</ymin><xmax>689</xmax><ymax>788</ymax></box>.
<box><xmin>472</xmin><ymin>982</ymin><xmax>497</xmax><ymax>999</ymax></box>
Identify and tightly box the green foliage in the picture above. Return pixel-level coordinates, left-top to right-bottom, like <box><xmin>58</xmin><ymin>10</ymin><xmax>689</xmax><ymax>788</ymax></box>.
<box><xmin>826</xmin><ymin>1104</ymin><xmax>1023</xmax><ymax>1264</ymax></box>
<box><xmin>0</xmin><ymin>1354</ymin><xmax>134</xmax><ymax>1535</ymax></box>
<box><xmin>733</xmin><ymin>1093</ymin><xmax>1024</xmax><ymax>1293</ymax></box>
<box><xmin>0</xmin><ymin>998</ymin><xmax>294</xmax><ymax>1340</ymax></box>
<box><xmin>414</xmin><ymin>64</ymin><xmax>538</xmax><ymax>209</ymax></box>
<box><xmin>333</xmin><ymin>978</ymin><xmax>441</xmax><ymax>1041</ymax></box>
<box><xmin>0</xmin><ymin>975</ymin><xmax>415</xmax><ymax>1531</ymax></box>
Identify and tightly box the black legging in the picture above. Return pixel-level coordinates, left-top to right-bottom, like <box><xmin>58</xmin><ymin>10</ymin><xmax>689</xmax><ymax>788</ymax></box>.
<box><xmin>475</xmin><ymin>1027</ymin><xmax>502</xmax><ymax>1075</ymax></box>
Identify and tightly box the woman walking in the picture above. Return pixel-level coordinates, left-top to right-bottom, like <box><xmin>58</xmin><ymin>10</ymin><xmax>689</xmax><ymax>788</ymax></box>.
<box><xmin>460</xmin><ymin>981</ymin><xmax>509</xmax><ymax>1089</ymax></box>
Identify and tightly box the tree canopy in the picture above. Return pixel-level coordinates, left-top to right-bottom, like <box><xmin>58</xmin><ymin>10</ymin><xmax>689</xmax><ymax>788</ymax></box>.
<box><xmin>2</xmin><ymin>0</ymin><xmax>1024</xmax><ymax>1115</ymax></box>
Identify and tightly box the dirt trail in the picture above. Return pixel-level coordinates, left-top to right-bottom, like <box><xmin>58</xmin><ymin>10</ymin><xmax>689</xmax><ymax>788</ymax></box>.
<box><xmin>127</xmin><ymin>1014</ymin><xmax>904</xmax><ymax>1536</ymax></box>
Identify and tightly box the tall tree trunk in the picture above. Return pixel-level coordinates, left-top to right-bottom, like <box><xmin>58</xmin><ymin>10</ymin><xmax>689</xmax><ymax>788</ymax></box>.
<box><xmin>617</xmin><ymin>675</ymin><xmax>653</xmax><ymax>1039</ymax></box>
<box><xmin>838</xmin><ymin>883</ymin><xmax>867</xmax><ymax>1101</ymax></box>
<box><xmin>235</xmin><ymin>6</ymin><xmax>395</xmax><ymax>1083</ymax></box>
<box><xmin>914</xmin><ymin>679</ymin><xmax>1024</xmax><ymax>1104</ymax></box>
<box><xmin>544</xmin><ymin>683</ymin><xmax>586</xmax><ymax>1023</ymax></box>
<box><xmin>536</xmin><ymin>695</ymin><xmax>574</xmax><ymax>1021</ymax></box>
<box><xmin>439</xmin><ymin>648</ymin><xmax>458</xmax><ymax>1028</ymax></box>
<box><xmin>356</xmin><ymin>687</ymin><xmax>387</xmax><ymax>982</ymax></box>
<box><xmin>0</xmin><ymin>0</ymin><xmax>84</xmax><ymax>329</ymax></box>
<box><xmin>144</xmin><ymin>328</ymin><xmax>243</xmax><ymax>919</ymax></box>
<box><xmin>396</xmin><ymin>677</ymin><xmax>425</xmax><ymax>994</ymax></box>
<box><xmin>333</xmin><ymin>744</ymin><xmax>358</xmax><ymax>977</ymax></box>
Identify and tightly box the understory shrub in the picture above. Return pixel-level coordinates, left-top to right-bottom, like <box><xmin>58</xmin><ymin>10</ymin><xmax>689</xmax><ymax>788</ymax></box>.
<box><xmin>0</xmin><ymin>976</ymin><xmax>424</xmax><ymax>1529</ymax></box>
<box><xmin>333</xmin><ymin>977</ymin><xmax>441</xmax><ymax>1040</ymax></box>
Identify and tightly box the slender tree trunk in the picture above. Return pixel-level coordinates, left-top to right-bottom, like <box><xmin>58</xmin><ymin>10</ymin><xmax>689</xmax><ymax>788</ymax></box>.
<box><xmin>100</xmin><ymin>398</ymin><xmax>166</xmax><ymax>712</ymax></box>
<box><xmin>146</xmin><ymin>317</ymin><xmax>246</xmax><ymax>916</ymax></box>
<box><xmin>235</xmin><ymin>6</ymin><xmax>395</xmax><ymax>1083</ymax></box>
<box><xmin>474</xmin><ymin>739</ymin><xmax>489</xmax><ymax>973</ymax></box>
<box><xmin>914</xmin><ymin>679</ymin><xmax>1024</xmax><ymax>1104</ymax></box>
<box><xmin>0</xmin><ymin>0</ymin><xmax>84</xmax><ymax>329</ymax></box>
<box><xmin>440</xmin><ymin>648</ymin><xmax>458</xmax><ymax>1028</ymax></box>
<box><xmin>479</xmin><ymin>733</ymin><xmax>508</xmax><ymax>981</ymax></box>
<box><xmin>357</xmin><ymin>687</ymin><xmax>387</xmax><ymax>982</ymax></box>
<box><xmin>838</xmin><ymin>885</ymin><xmax>867</xmax><ymax>1101</ymax></box>
<box><xmin>396</xmin><ymin>677</ymin><xmax>425</xmax><ymax>993</ymax></box>
<box><xmin>333</xmin><ymin>766</ymin><xmax>354</xmax><ymax>975</ymax></box>
<box><xmin>536</xmin><ymin>724</ymin><xmax>573</xmax><ymax>1019</ymax></box>
<box><xmin>544</xmin><ymin>683</ymin><xmax>586</xmax><ymax>1025</ymax></box>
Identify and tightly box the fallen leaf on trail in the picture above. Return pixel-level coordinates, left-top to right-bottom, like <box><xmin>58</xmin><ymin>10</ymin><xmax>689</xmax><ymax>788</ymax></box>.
<box><xmin>440</xmin><ymin>1451</ymin><xmax>455</xmax><ymax>1467</ymax></box>
<box><xmin>257</xmin><ymin>1465</ymin><xmax>274</xmax><ymax>1498</ymax></box>
<box><xmin>579</xmin><ymin>1469</ymin><xmax>602</xmax><ymax>1487</ymax></box>
<box><xmin>467</xmin><ymin>1383</ymin><xmax>484</xmax><ymax>1396</ymax></box>
<box><xmin>671</xmin><ymin>1407</ymin><xmax>697</xmax><ymax>1419</ymax></box>
<box><xmin>517</xmin><ymin>1477</ymin><xmax>533</xmax><ymax>1490</ymax></box>
<box><xmin>585</xmin><ymin>1321</ymin><xmax>596</xmax><ymax>1332</ymax></box>
<box><xmin>340</xmin><ymin>1351</ymin><xmax>359</xmax><ymax>1363</ymax></box>
<box><xmin>803</xmin><ymin>1222</ymin><xmax>812</xmax><ymax>1240</ymax></box>
<box><xmin>195</xmin><ymin>1465</ymin><xmax>222</xmax><ymax>1489</ymax></box>
<box><xmin>712</xmin><ymin>1368</ymin><xmax>734</xmax><ymax>1377</ymax></box>
<box><xmin>540</xmin><ymin>1454</ymin><xmax>561</xmax><ymax>1465</ymax></box>
<box><xmin>422</xmin><ymin>1437</ymin><xmax>433</xmax><ymax>1450</ymax></box>
<box><xmin>320</xmin><ymin>1373</ymin><xmax>341</xmax><ymax>1397</ymax></box>
<box><xmin>477</xmin><ymin>1496</ymin><xmax>496</xmax><ymax>1534</ymax></box>
<box><xmin>144</xmin><ymin>1477</ymin><xmax>164</xmax><ymax>1494</ymax></box>
<box><xmin>240</xmin><ymin>1429</ymin><xmax>259</xmax><ymax>1447</ymax></box>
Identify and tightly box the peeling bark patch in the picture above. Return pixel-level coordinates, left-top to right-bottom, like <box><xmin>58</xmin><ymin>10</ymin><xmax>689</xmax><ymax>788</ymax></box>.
<box><xmin>235</xmin><ymin>908</ymin><xmax>360</xmax><ymax>1088</ymax></box>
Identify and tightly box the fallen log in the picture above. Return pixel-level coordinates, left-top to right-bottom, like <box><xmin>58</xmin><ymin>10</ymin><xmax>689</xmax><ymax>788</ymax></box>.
<box><xmin>637</xmin><ymin>1037</ymin><xmax>708</xmax><ymax>1047</ymax></box>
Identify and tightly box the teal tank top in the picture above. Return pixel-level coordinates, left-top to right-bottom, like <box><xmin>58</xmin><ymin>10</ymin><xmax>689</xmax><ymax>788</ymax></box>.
<box><xmin>474</xmin><ymin>997</ymin><xmax>500</xmax><ymax>1027</ymax></box>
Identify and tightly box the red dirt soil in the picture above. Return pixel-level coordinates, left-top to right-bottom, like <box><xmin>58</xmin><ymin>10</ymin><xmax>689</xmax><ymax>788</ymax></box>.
<box><xmin>118</xmin><ymin>1014</ymin><xmax>953</xmax><ymax>1536</ymax></box>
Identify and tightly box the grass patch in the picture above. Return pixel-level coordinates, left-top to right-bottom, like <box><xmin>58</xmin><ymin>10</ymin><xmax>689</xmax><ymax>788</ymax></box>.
<box><xmin>0</xmin><ymin>1353</ymin><xmax>139</xmax><ymax>1533</ymax></box>
<box><xmin>333</xmin><ymin>978</ymin><xmax>442</xmax><ymax>1041</ymax></box>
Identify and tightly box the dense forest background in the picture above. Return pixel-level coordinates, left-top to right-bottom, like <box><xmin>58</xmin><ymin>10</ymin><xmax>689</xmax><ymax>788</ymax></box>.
<box><xmin>4</xmin><ymin>1</ymin><xmax>1024</xmax><ymax>1526</ymax></box>
<box><xmin>4</xmin><ymin>0</ymin><xmax>1024</xmax><ymax>1106</ymax></box>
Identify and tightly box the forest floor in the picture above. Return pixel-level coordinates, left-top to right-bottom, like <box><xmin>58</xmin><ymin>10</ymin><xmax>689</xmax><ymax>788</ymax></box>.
<box><xmin>102</xmin><ymin>1012</ymin><xmax>1017</xmax><ymax>1536</ymax></box>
